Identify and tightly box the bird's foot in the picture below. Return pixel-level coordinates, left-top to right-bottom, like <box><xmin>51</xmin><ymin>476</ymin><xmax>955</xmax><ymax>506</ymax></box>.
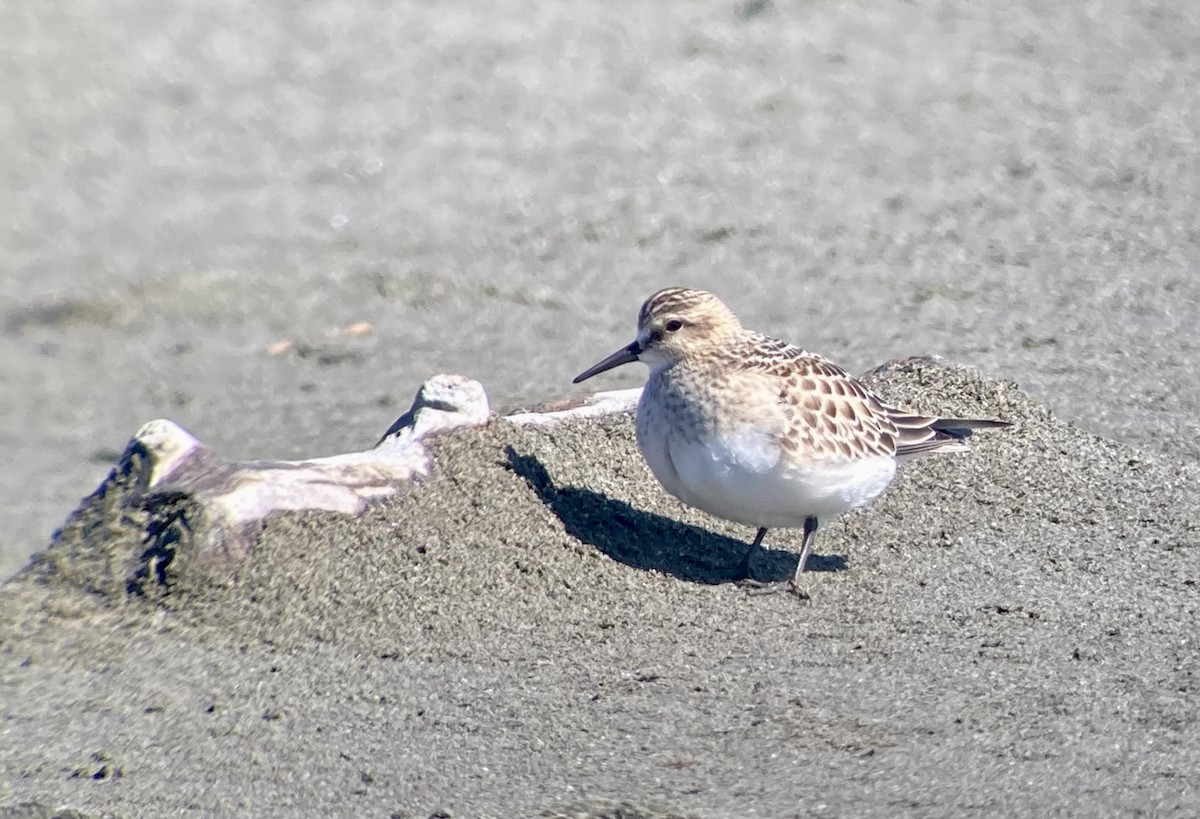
<box><xmin>786</xmin><ymin>578</ymin><xmax>811</xmax><ymax>601</ymax></box>
<box><xmin>735</xmin><ymin>577</ymin><xmax>782</xmax><ymax>595</ymax></box>
<box><xmin>735</xmin><ymin>577</ymin><xmax>810</xmax><ymax>601</ymax></box>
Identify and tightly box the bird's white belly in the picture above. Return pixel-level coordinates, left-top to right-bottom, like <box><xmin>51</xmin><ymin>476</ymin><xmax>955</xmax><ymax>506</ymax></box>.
<box><xmin>637</xmin><ymin>399</ymin><xmax>896</xmax><ymax>529</ymax></box>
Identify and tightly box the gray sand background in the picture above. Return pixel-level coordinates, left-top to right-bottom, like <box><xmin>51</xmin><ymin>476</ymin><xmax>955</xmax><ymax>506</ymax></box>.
<box><xmin>3</xmin><ymin>0</ymin><xmax>1198</xmax><ymax>578</ymax></box>
<box><xmin>2</xmin><ymin>0</ymin><xmax>1200</xmax><ymax>816</ymax></box>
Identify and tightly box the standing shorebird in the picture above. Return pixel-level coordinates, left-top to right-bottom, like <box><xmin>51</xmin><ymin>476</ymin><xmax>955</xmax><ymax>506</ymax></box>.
<box><xmin>573</xmin><ymin>287</ymin><xmax>1009</xmax><ymax>586</ymax></box>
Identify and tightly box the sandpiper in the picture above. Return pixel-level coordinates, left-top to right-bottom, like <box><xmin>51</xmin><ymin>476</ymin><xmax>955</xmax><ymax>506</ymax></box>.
<box><xmin>573</xmin><ymin>287</ymin><xmax>1009</xmax><ymax>585</ymax></box>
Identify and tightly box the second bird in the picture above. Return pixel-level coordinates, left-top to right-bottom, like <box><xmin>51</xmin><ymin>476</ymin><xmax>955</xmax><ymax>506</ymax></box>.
<box><xmin>573</xmin><ymin>287</ymin><xmax>1010</xmax><ymax>586</ymax></box>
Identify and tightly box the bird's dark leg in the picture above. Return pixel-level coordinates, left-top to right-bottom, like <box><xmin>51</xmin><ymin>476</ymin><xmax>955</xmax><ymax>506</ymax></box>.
<box><xmin>793</xmin><ymin>516</ymin><xmax>819</xmax><ymax>579</ymax></box>
<box><xmin>737</xmin><ymin>527</ymin><xmax>769</xmax><ymax>580</ymax></box>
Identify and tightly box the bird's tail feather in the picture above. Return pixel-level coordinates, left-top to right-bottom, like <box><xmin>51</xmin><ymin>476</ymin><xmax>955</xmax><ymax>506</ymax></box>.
<box><xmin>931</xmin><ymin>417</ymin><xmax>1013</xmax><ymax>439</ymax></box>
<box><xmin>891</xmin><ymin>415</ymin><xmax>1011</xmax><ymax>459</ymax></box>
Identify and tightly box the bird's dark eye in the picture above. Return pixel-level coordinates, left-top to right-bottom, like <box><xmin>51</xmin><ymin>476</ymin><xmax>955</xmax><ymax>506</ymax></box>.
<box><xmin>665</xmin><ymin>319</ymin><xmax>684</xmax><ymax>332</ymax></box>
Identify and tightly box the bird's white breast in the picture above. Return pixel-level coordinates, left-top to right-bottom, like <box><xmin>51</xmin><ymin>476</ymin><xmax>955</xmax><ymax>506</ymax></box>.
<box><xmin>636</xmin><ymin>375</ymin><xmax>897</xmax><ymax>529</ymax></box>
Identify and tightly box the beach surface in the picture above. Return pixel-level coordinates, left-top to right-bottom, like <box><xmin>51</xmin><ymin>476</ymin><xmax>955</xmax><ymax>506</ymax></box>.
<box><xmin>2</xmin><ymin>0</ymin><xmax>1199</xmax><ymax>815</ymax></box>
<box><xmin>2</xmin><ymin>362</ymin><xmax>1199</xmax><ymax>817</ymax></box>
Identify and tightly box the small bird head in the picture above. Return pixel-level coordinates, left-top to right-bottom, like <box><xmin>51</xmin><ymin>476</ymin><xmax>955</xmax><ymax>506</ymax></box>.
<box><xmin>573</xmin><ymin>288</ymin><xmax>743</xmax><ymax>383</ymax></box>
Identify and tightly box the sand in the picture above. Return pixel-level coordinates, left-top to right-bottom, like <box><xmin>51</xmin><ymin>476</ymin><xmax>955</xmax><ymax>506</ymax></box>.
<box><xmin>2</xmin><ymin>0</ymin><xmax>1199</xmax><ymax>579</ymax></box>
<box><xmin>3</xmin><ymin>362</ymin><xmax>1199</xmax><ymax>817</ymax></box>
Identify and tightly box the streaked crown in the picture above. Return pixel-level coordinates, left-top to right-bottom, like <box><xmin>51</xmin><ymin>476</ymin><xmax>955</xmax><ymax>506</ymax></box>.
<box><xmin>639</xmin><ymin>287</ymin><xmax>741</xmax><ymax>337</ymax></box>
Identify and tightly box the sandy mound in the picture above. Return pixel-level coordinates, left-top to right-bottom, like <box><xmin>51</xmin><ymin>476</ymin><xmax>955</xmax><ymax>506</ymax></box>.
<box><xmin>2</xmin><ymin>362</ymin><xmax>1197</xmax><ymax>817</ymax></box>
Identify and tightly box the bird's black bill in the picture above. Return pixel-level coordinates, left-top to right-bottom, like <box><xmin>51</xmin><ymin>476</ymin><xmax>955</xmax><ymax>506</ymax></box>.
<box><xmin>573</xmin><ymin>341</ymin><xmax>640</xmax><ymax>383</ymax></box>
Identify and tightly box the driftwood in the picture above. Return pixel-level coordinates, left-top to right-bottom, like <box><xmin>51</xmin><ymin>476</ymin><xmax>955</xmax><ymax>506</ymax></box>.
<box><xmin>43</xmin><ymin>374</ymin><xmax>642</xmax><ymax>594</ymax></box>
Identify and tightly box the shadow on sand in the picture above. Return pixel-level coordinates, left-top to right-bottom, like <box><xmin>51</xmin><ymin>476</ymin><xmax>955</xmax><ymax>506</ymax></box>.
<box><xmin>506</xmin><ymin>446</ymin><xmax>847</xmax><ymax>584</ymax></box>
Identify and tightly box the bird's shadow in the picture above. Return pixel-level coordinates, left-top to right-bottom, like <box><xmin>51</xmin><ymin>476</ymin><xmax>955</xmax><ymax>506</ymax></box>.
<box><xmin>506</xmin><ymin>446</ymin><xmax>847</xmax><ymax>584</ymax></box>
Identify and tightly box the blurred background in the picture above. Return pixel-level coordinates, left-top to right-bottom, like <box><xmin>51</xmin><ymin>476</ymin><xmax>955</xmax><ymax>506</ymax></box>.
<box><xmin>2</xmin><ymin>0</ymin><xmax>1197</xmax><ymax>578</ymax></box>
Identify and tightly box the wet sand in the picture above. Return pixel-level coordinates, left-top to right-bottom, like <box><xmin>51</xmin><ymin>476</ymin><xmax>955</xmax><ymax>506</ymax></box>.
<box><xmin>2</xmin><ymin>0</ymin><xmax>1200</xmax><ymax>816</ymax></box>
